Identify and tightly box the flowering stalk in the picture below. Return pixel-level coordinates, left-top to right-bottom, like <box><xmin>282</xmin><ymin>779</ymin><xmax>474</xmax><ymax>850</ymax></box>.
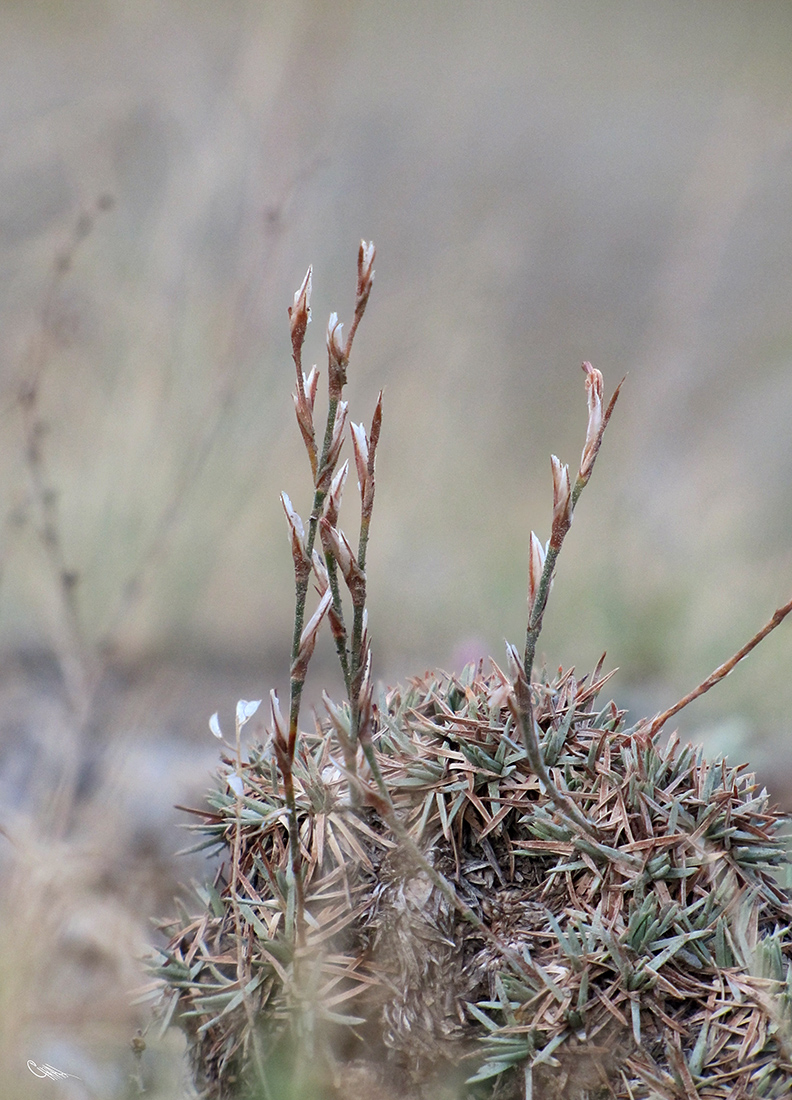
<box><xmin>287</xmin><ymin>247</ymin><xmax>374</xmax><ymax>736</ymax></box>
<box><xmin>279</xmin><ymin>244</ymin><xmax>376</xmax><ymax>931</ymax></box>
<box><xmin>321</xmin><ymin>463</ymin><xmax>352</xmax><ymax>689</ymax></box>
<box><xmin>515</xmin><ymin>364</ymin><xmax>622</xmax><ymax>840</ymax></box>
<box><xmin>349</xmin><ymin>394</ymin><xmax>382</xmax><ymax>742</ymax></box>
<box><xmin>287</xmin><ymin>247</ymin><xmax>564</xmax><ymax>1007</ymax></box>
<box><xmin>289</xmin><ymin>267</ymin><xmax>318</xmax><ymax>479</ymax></box>
<box><xmin>523</xmin><ymin>363</ymin><xmax>623</xmax><ymax>682</ymax></box>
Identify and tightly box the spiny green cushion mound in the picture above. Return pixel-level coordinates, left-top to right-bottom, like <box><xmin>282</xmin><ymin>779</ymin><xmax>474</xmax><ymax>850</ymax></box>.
<box><xmin>154</xmin><ymin>662</ymin><xmax>792</xmax><ymax>1100</ymax></box>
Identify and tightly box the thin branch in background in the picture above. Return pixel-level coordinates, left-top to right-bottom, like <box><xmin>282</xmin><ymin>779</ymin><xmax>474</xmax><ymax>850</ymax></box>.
<box><xmin>16</xmin><ymin>197</ymin><xmax>115</xmax><ymax>708</ymax></box>
<box><xmin>12</xmin><ymin>199</ymin><xmax>114</xmax><ymax>832</ymax></box>
<box><xmin>8</xmin><ymin>160</ymin><xmax>319</xmax><ymax>839</ymax></box>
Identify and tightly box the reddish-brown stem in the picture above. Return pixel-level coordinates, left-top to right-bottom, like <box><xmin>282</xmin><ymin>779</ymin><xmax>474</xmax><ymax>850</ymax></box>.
<box><xmin>646</xmin><ymin>596</ymin><xmax>792</xmax><ymax>739</ymax></box>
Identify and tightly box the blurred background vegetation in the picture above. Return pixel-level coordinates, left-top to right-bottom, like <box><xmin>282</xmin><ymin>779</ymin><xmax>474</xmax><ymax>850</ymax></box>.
<box><xmin>1</xmin><ymin>0</ymin><xmax>792</xmax><ymax>1096</ymax></box>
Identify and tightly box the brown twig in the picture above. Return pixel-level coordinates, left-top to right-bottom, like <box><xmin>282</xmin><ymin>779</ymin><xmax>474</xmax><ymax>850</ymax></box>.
<box><xmin>645</xmin><ymin>596</ymin><xmax>792</xmax><ymax>739</ymax></box>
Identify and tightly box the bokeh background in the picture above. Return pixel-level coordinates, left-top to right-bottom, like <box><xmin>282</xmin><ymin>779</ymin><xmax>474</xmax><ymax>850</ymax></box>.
<box><xmin>2</xmin><ymin>1</ymin><xmax>792</xmax><ymax>1096</ymax></box>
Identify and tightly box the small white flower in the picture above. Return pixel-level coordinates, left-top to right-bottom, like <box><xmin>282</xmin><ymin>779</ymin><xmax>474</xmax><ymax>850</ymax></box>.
<box><xmin>323</xmin><ymin>461</ymin><xmax>349</xmax><ymax>523</ymax></box>
<box><xmin>298</xmin><ymin>588</ymin><xmax>333</xmax><ymax>654</ymax></box>
<box><xmin>579</xmin><ymin>362</ymin><xmax>604</xmax><ymax>481</ymax></box>
<box><xmin>528</xmin><ymin>531</ymin><xmax>547</xmax><ymax>616</ymax></box>
<box><xmin>312</xmin><ymin>549</ymin><xmax>330</xmax><ymax>594</ymax></box>
<box><xmin>360</xmin><ymin>240</ymin><xmax>375</xmax><ymax>278</ymax></box>
<box><xmin>327</xmin><ymin>312</ymin><xmax>345</xmax><ymax>361</ymax></box>
<box><xmin>291</xmin><ymin>266</ymin><xmax>312</xmax><ymax>319</ymax></box>
<box><xmin>303</xmin><ymin>366</ymin><xmax>319</xmax><ymax>411</ymax></box>
<box><xmin>236</xmin><ymin>699</ymin><xmax>262</xmax><ymax>728</ymax></box>
<box><xmin>351</xmin><ymin>422</ymin><xmax>369</xmax><ymax>492</ymax></box>
<box><xmin>280</xmin><ymin>492</ymin><xmax>305</xmax><ymax>543</ymax></box>
<box><xmin>269</xmin><ymin>689</ymin><xmax>287</xmax><ymax>746</ymax></box>
<box><xmin>320</xmin><ymin>520</ymin><xmax>356</xmax><ymax>582</ymax></box>
<box><xmin>227</xmin><ymin>773</ymin><xmax>245</xmax><ymax>798</ymax></box>
<box><xmin>209</xmin><ymin>712</ymin><xmax>223</xmax><ymax>739</ymax></box>
<box><xmin>550</xmin><ymin>454</ymin><xmax>572</xmax><ymax>538</ymax></box>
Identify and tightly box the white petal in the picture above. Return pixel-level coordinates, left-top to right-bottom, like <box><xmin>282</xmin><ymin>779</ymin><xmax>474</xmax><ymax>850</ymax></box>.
<box><xmin>237</xmin><ymin>699</ymin><xmax>262</xmax><ymax>727</ymax></box>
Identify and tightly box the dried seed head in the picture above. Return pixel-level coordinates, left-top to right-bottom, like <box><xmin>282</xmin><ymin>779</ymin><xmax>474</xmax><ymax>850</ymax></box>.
<box><xmin>327</xmin><ymin>601</ymin><xmax>346</xmax><ymax>647</ymax></box>
<box><xmin>505</xmin><ymin>643</ymin><xmax>534</xmax><ymax>730</ymax></box>
<box><xmin>320</xmin><ymin>518</ymin><xmax>366</xmax><ymax>605</ymax></box>
<box><xmin>486</xmin><ymin>662</ymin><xmax>513</xmax><ymax>711</ymax></box>
<box><xmin>312</xmin><ymin>549</ymin><xmax>329</xmax><ymax>594</ymax></box>
<box><xmin>528</xmin><ymin>531</ymin><xmax>547</xmax><ymax>618</ymax></box>
<box><xmin>319</xmin><ymin>518</ymin><xmax>356</xmax><ymax>582</ymax></box>
<box><xmin>292</xmin><ymin>390</ymin><xmax>317</xmax><ymax>473</ymax></box>
<box><xmin>579</xmin><ymin>361</ymin><xmax>604</xmax><ymax>483</ymax></box>
<box><xmin>321</xmin><ymin>401</ymin><xmax>349</xmax><ymax>487</ymax></box>
<box><xmin>269</xmin><ymin>689</ymin><xmax>288</xmax><ymax>751</ymax></box>
<box><xmin>327</xmin><ymin>312</ymin><xmax>347</xmax><ymax>398</ymax></box>
<box><xmin>289</xmin><ymin>266</ymin><xmax>312</xmax><ymax>354</ymax></box>
<box><xmin>304</xmin><ymin>365</ymin><xmax>319</xmax><ymax>413</ymax></box>
<box><xmin>281</xmin><ymin>492</ymin><xmax>309</xmax><ymax>574</ymax></box>
<box><xmin>323</xmin><ymin>460</ymin><xmax>349</xmax><ymax>527</ymax></box>
<box><xmin>357</xmin><ymin>650</ymin><xmax>374</xmax><ymax>744</ymax></box>
<box><xmin>356</xmin><ymin>240</ymin><xmax>376</xmax><ymax>305</ymax></box>
<box><xmin>550</xmin><ymin>455</ymin><xmax>572</xmax><ymax>545</ymax></box>
<box><xmin>280</xmin><ymin>492</ymin><xmax>304</xmax><ymax>543</ymax></box>
<box><xmin>296</xmin><ymin>588</ymin><xmax>333</xmax><ymax>669</ymax></box>
<box><xmin>327</xmin><ymin>312</ymin><xmax>344</xmax><ymax>358</ymax></box>
<box><xmin>369</xmin><ymin>392</ymin><xmax>383</xmax><ymax>461</ymax></box>
<box><xmin>351</xmin><ymin>421</ymin><xmax>369</xmax><ymax>496</ymax></box>
<box><xmin>359</xmin><ymin>240</ymin><xmax>375</xmax><ymax>288</ymax></box>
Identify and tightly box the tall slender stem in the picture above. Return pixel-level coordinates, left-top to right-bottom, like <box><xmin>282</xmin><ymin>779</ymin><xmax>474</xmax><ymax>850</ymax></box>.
<box><xmin>519</xmin><ymin>369</ymin><xmax>622</xmax><ymax>842</ymax></box>
<box><xmin>281</xmin><ymin>243</ymin><xmax>376</xmax><ymax>940</ymax></box>
<box><xmin>284</xmin><ymin>394</ymin><xmax>339</xmax><ymax>939</ymax></box>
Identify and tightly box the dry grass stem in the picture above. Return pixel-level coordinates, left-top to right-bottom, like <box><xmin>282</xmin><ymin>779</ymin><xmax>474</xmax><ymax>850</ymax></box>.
<box><xmin>645</xmin><ymin>594</ymin><xmax>792</xmax><ymax>739</ymax></box>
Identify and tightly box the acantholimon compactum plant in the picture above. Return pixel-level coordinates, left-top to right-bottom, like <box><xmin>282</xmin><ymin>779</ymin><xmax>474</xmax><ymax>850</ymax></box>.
<box><xmin>150</xmin><ymin>244</ymin><xmax>792</xmax><ymax>1100</ymax></box>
